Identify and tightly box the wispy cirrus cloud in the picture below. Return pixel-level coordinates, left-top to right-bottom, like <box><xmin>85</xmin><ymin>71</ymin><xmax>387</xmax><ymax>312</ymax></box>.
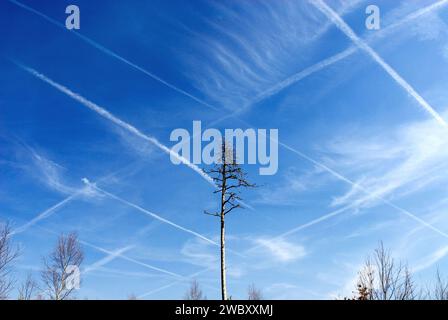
<box><xmin>251</xmin><ymin>237</ymin><xmax>307</xmax><ymax>263</ymax></box>
<box><xmin>413</xmin><ymin>245</ymin><xmax>448</xmax><ymax>272</ymax></box>
<box><xmin>254</xmin><ymin>166</ymin><xmax>328</xmax><ymax>206</ymax></box>
<box><xmin>327</xmin><ymin>109</ymin><xmax>448</xmax><ymax>210</ymax></box>
<box><xmin>179</xmin><ymin>0</ymin><xmax>362</xmax><ymax>111</ymax></box>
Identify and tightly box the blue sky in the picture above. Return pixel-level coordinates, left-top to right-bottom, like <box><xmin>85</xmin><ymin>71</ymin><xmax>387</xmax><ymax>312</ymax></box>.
<box><xmin>1</xmin><ymin>0</ymin><xmax>448</xmax><ymax>299</ymax></box>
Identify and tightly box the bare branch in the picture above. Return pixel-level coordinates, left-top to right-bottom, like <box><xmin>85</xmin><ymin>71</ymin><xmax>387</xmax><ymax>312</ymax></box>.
<box><xmin>433</xmin><ymin>269</ymin><xmax>448</xmax><ymax>300</ymax></box>
<box><xmin>248</xmin><ymin>283</ymin><xmax>263</xmax><ymax>300</ymax></box>
<box><xmin>184</xmin><ymin>280</ymin><xmax>205</xmax><ymax>300</ymax></box>
<box><xmin>0</xmin><ymin>221</ymin><xmax>20</xmax><ymax>300</ymax></box>
<box><xmin>41</xmin><ymin>232</ymin><xmax>83</xmax><ymax>300</ymax></box>
<box><xmin>18</xmin><ymin>273</ymin><xmax>38</xmax><ymax>300</ymax></box>
<box><xmin>353</xmin><ymin>242</ymin><xmax>416</xmax><ymax>300</ymax></box>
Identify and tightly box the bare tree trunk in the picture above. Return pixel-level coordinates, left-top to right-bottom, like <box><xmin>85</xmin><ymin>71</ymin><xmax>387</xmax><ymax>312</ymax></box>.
<box><xmin>204</xmin><ymin>142</ymin><xmax>255</xmax><ymax>301</ymax></box>
<box><xmin>220</xmin><ymin>162</ymin><xmax>227</xmax><ymax>301</ymax></box>
<box><xmin>220</xmin><ymin>214</ymin><xmax>227</xmax><ymax>300</ymax></box>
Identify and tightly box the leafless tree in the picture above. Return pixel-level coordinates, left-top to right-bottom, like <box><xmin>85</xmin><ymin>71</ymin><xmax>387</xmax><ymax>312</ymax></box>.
<box><xmin>0</xmin><ymin>222</ymin><xmax>20</xmax><ymax>299</ymax></box>
<box><xmin>355</xmin><ymin>242</ymin><xmax>416</xmax><ymax>300</ymax></box>
<box><xmin>18</xmin><ymin>273</ymin><xmax>38</xmax><ymax>300</ymax></box>
<box><xmin>41</xmin><ymin>232</ymin><xmax>83</xmax><ymax>300</ymax></box>
<box><xmin>204</xmin><ymin>142</ymin><xmax>255</xmax><ymax>300</ymax></box>
<box><xmin>248</xmin><ymin>283</ymin><xmax>263</xmax><ymax>300</ymax></box>
<box><xmin>127</xmin><ymin>293</ymin><xmax>138</xmax><ymax>300</ymax></box>
<box><xmin>184</xmin><ymin>280</ymin><xmax>205</xmax><ymax>300</ymax></box>
<box><xmin>432</xmin><ymin>269</ymin><xmax>448</xmax><ymax>300</ymax></box>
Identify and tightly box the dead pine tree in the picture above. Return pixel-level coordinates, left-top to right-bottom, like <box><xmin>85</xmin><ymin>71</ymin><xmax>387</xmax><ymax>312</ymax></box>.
<box><xmin>204</xmin><ymin>141</ymin><xmax>255</xmax><ymax>300</ymax></box>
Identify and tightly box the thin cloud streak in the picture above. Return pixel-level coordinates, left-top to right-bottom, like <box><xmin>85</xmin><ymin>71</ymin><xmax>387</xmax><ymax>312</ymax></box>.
<box><xmin>14</xmin><ymin>63</ymin><xmax>215</xmax><ymax>185</ymax></box>
<box><xmin>36</xmin><ymin>226</ymin><xmax>186</xmax><ymax>281</ymax></box>
<box><xmin>273</xmin><ymin>138</ymin><xmax>448</xmax><ymax>241</ymax></box>
<box><xmin>12</xmin><ymin>193</ymin><xmax>79</xmax><ymax>235</ymax></box>
<box><xmin>310</xmin><ymin>0</ymin><xmax>447</xmax><ymax>127</ymax></box>
<box><xmin>237</xmin><ymin>48</ymin><xmax>356</xmax><ymax>116</ymax></box>
<box><xmin>83</xmin><ymin>179</ymin><xmax>218</xmax><ymax>247</ymax></box>
<box><xmin>413</xmin><ymin>245</ymin><xmax>448</xmax><ymax>272</ymax></box>
<box><xmin>10</xmin><ymin>162</ymin><xmax>138</xmax><ymax>236</ymax></box>
<box><xmin>80</xmin><ymin>240</ymin><xmax>185</xmax><ymax>279</ymax></box>
<box><xmin>137</xmin><ymin>266</ymin><xmax>214</xmax><ymax>299</ymax></box>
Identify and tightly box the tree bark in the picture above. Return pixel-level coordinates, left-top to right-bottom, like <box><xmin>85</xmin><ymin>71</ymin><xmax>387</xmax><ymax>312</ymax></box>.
<box><xmin>220</xmin><ymin>214</ymin><xmax>227</xmax><ymax>300</ymax></box>
<box><xmin>220</xmin><ymin>163</ymin><xmax>227</xmax><ymax>300</ymax></box>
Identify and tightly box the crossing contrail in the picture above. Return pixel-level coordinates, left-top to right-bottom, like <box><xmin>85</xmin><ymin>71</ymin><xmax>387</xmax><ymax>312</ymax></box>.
<box><xmin>310</xmin><ymin>0</ymin><xmax>448</xmax><ymax>127</ymax></box>
<box><xmin>236</xmin><ymin>0</ymin><xmax>448</xmax><ymax>115</ymax></box>
<box><xmin>83</xmin><ymin>245</ymin><xmax>135</xmax><ymax>274</ymax></box>
<box><xmin>14</xmin><ymin>63</ymin><xmax>255</xmax><ymax>212</ymax></box>
<box><xmin>10</xmin><ymin>160</ymin><xmax>143</xmax><ymax>236</ymax></box>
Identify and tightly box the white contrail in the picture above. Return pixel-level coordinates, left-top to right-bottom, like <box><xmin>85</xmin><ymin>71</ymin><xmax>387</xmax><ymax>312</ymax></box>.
<box><xmin>310</xmin><ymin>0</ymin><xmax>448</xmax><ymax>127</ymax></box>
<box><xmin>238</xmin><ymin>0</ymin><xmax>448</xmax><ymax>114</ymax></box>
<box><xmin>15</xmin><ymin>63</ymin><xmax>215</xmax><ymax>185</ymax></box>
<box><xmin>380</xmin><ymin>0</ymin><xmax>448</xmax><ymax>36</ymax></box>
<box><xmin>247</xmin><ymin>189</ymin><xmax>448</xmax><ymax>255</ymax></box>
<box><xmin>6</xmin><ymin>0</ymin><xmax>221</xmax><ymax>113</ymax></box>
<box><xmin>234</xmin><ymin>48</ymin><xmax>356</xmax><ymax>116</ymax></box>
<box><xmin>137</xmin><ymin>266</ymin><xmax>214</xmax><ymax>299</ymax></box>
<box><xmin>82</xmin><ymin>178</ymin><xmax>218</xmax><ymax>246</ymax></box>
<box><xmin>12</xmin><ymin>193</ymin><xmax>79</xmax><ymax>235</ymax></box>
<box><xmin>229</xmin><ymin>118</ymin><xmax>448</xmax><ymax>242</ymax></box>
<box><xmin>36</xmin><ymin>225</ymin><xmax>186</xmax><ymax>280</ymax></box>
<box><xmin>14</xmin><ymin>63</ymin><xmax>254</xmax><ymax>210</ymax></box>
<box><xmin>79</xmin><ymin>239</ymin><xmax>185</xmax><ymax>279</ymax></box>
<box><xmin>278</xmin><ymin>198</ymin><xmax>448</xmax><ymax>240</ymax></box>
<box><xmin>83</xmin><ymin>245</ymin><xmax>134</xmax><ymax>274</ymax></box>
<box><xmin>274</xmin><ymin>137</ymin><xmax>448</xmax><ymax>240</ymax></box>
<box><xmin>11</xmin><ymin>161</ymin><xmax>140</xmax><ymax>236</ymax></box>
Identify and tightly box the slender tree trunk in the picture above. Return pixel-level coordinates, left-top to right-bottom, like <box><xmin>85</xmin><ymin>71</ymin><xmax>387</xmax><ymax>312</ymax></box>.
<box><xmin>205</xmin><ymin>143</ymin><xmax>254</xmax><ymax>300</ymax></box>
<box><xmin>220</xmin><ymin>214</ymin><xmax>227</xmax><ymax>300</ymax></box>
<box><xmin>220</xmin><ymin>162</ymin><xmax>227</xmax><ymax>300</ymax></box>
